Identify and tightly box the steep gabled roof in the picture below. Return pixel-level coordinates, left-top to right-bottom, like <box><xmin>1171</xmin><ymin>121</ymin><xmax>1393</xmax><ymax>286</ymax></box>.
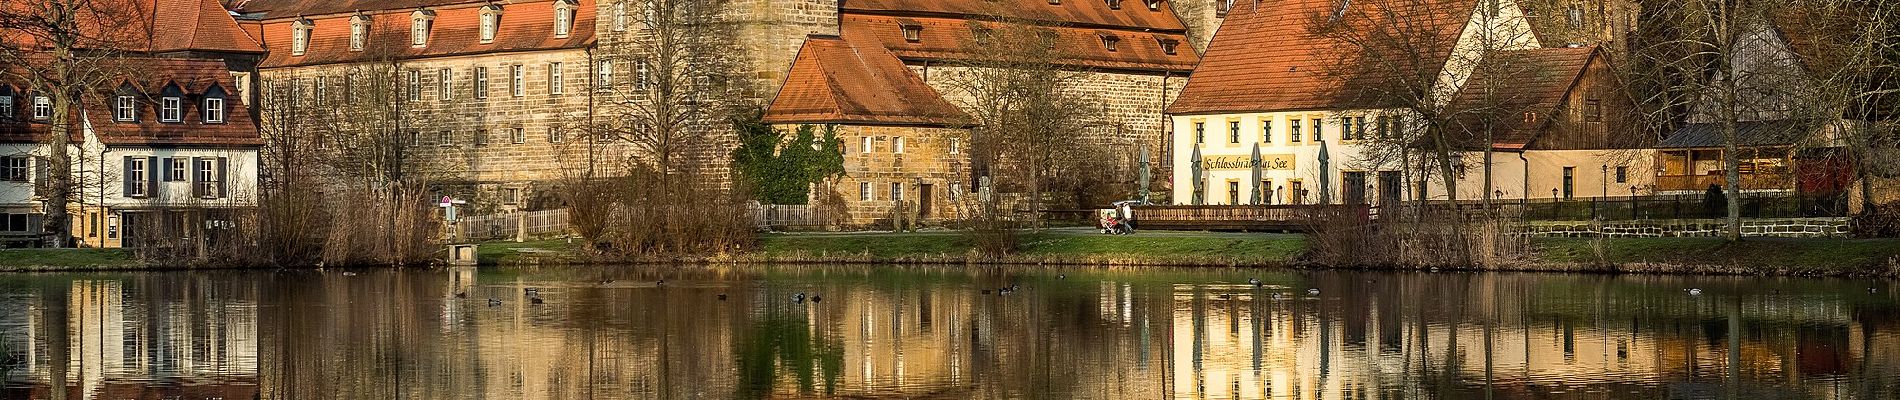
<box><xmin>1167</xmin><ymin>0</ymin><xmax>1479</xmax><ymax>115</ymax></box>
<box><xmin>0</xmin><ymin>58</ymin><xmax>262</xmax><ymax>147</ymax></box>
<box><xmin>0</xmin><ymin>0</ymin><xmax>263</xmax><ymax>54</ymax></box>
<box><xmin>1445</xmin><ymin>46</ymin><xmax>1597</xmax><ymax>149</ymax></box>
<box><xmin>841</xmin><ymin>14</ymin><xmax>1198</xmax><ymax>72</ymax></box>
<box><xmin>255</xmin><ymin>0</ymin><xmax>595</xmax><ymax>69</ymax></box>
<box><xmin>764</xmin><ymin>36</ymin><xmax>969</xmax><ymax>126</ymax></box>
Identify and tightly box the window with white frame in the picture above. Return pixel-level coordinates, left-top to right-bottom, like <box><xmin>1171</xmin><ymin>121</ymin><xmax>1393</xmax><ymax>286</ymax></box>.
<box><xmin>553</xmin><ymin>0</ymin><xmax>577</xmax><ymax>37</ymax></box>
<box><xmin>549</xmin><ymin>127</ymin><xmax>564</xmax><ymax>143</ymax></box>
<box><xmin>411</xmin><ymin>10</ymin><xmax>435</xmax><ymax>47</ymax></box>
<box><xmin>894</xmin><ymin>137</ymin><xmax>905</xmax><ymax>154</ymax></box>
<box><xmin>438</xmin><ymin>68</ymin><xmax>453</xmax><ymax>99</ymax></box>
<box><xmin>438</xmin><ymin>130</ymin><xmax>453</xmax><ymax>146</ymax></box>
<box><xmin>890</xmin><ymin>183</ymin><xmax>904</xmax><ymax>202</ymax></box>
<box><xmin>114</xmin><ymin>95</ymin><xmax>136</xmax><ymax>122</ymax></box>
<box><xmin>480</xmin><ymin>5</ymin><xmax>502</xmax><ymax>43</ymax></box>
<box><xmin>596</xmin><ymin>60</ymin><xmax>613</xmax><ymax>90</ymax></box>
<box><xmin>474</xmin><ymin>129</ymin><xmax>489</xmax><ymax>146</ymax></box>
<box><xmin>949</xmin><ymin>138</ymin><xmax>959</xmax><ymax>154</ymax></box>
<box><xmin>511</xmin><ymin>65</ymin><xmax>524</xmax><ymax>97</ymax></box>
<box><xmin>635</xmin><ymin>61</ymin><xmax>650</xmax><ymax>91</ymax></box>
<box><xmin>511</xmin><ymin>127</ymin><xmax>525</xmax><ymax>144</ymax></box>
<box><xmin>125</xmin><ymin>157</ymin><xmax>149</xmax><ymax>197</ymax></box>
<box><xmin>160</xmin><ymin>96</ymin><xmax>181</xmax><ymax>122</ymax></box>
<box><xmin>548</xmin><ymin>62</ymin><xmax>564</xmax><ymax>94</ymax></box>
<box><xmin>612</xmin><ymin>1</ymin><xmax>628</xmax><ymax>31</ymax></box>
<box><xmin>2</xmin><ymin>156</ymin><xmax>26</xmax><ymax>182</ymax></box>
<box><xmin>860</xmin><ymin>182</ymin><xmax>872</xmax><ymax>201</ymax></box>
<box><xmin>350</xmin><ymin>14</ymin><xmax>370</xmax><ymax>51</ymax></box>
<box><xmin>168</xmin><ymin>158</ymin><xmax>187</xmax><ymax>182</ymax></box>
<box><xmin>474</xmin><ymin>67</ymin><xmax>489</xmax><ymax>99</ymax></box>
<box><xmin>203</xmin><ymin>96</ymin><xmax>225</xmax><ymax>122</ymax></box>
<box><xmin>33</xmin><ymin>96</ymin><xmax>51</xmax><ymax>120</ymax></box>
<box><xmin>194</xmin><ymin>158</ymin><xmax>218</xmax><ymax>198</ymax></box>
<box><xmin>406</xmin><ymin>69</ymin><xmax>422</xmax><ymax>101</ymax></box>
<box><xmin>291</xmin><ymin>19</ymin><xmax>313</xmax><ymax>55</ymax></box>
<box><xmin>860</xmin><ymin>136</ymin><xmax>872</xmax><ymax>153</ymax></box>
<box><xmin>0</xmin><ymin>87</ymin><xmax>13</xmax><ymax>119</ymax></box>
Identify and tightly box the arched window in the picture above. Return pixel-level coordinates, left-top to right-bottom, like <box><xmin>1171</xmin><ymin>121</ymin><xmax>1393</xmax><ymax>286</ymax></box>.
<box><xmin>158</xmin><ymin>83</ymin><xmax>184</xmax><ymax>123</ymax></box>
<box><xmin>349</xmin><ymin>14</ymin><xmax>372</xmax><ymax>51</ymax></box>
<box><xmin>202</xmin><ymin>85</ymin><xmax>228</xmax><ymax>123</ymax></box>
<box><xmin>291</xmin><ymin>18</ymin><xmax>314</xmax><ymax>55</ymax></box>
<box><xmin>411</xmin><ymin>9</ymin><xmax>436</xmax><ymax>47</ymax></box>
<box><xmin>479</xmin><ymin>5</ymin><xmax>503</xmax><ymax>43</ymax></box>
<box><xmin>612</xmin><ymin>1</ymin><xmax>627</xmax><ymax>31</ymax></box>
<box><xmin>113</xmin><ymin>82</ymin><xmax>140</xmax><ymax>122</ymax></box>
<box><xmin>553</xmin><ymin>0</ymin><xmax>577</xmax><ymax>38</ymax></box>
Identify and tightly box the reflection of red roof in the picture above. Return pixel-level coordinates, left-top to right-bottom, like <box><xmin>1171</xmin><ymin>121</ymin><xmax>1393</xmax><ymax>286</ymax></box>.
<box><xmin>1446</xmin><ymin>46</ymin><xmax>1598</xmax><ymax>148</ymax></box>
<box><xmin>255</xmin><ymin>0</ymin><xmax>595</xmax><ymax>69</ymax></box>
<box><xmin>842</xmin><ymin>0</ymin><xmax>1188</xmax><ymax>32</ymax></box>
<box><xmin>1167</xmin><ymin>0</ymin><xmax>1477</xmax><ymax>115</ymax></box>
<box><xmin>0</xmin><ymin>0</ymin><xmax>264</xmax><ymax>54</ymax></box>
<box><xmin>0</xmin><ymin>58</ymin><xmax>263</xmax><ymax>147</ymax></box>
<box><xmin>841</xmin><ymin>14</ymin><xmax>1197</xmax><ymax>72</ymax></box>
<box><xmin>764</xmin><ymin>36</ymin><xmax>969</xmax><ymax>126</ymax></box>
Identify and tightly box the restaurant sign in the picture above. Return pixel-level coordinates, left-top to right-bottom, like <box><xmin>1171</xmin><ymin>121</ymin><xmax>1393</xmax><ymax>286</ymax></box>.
<box><xmin>1200</xmin><ymin>154</ymin><xmax>1297</xmax><ymax>170</ymax></box>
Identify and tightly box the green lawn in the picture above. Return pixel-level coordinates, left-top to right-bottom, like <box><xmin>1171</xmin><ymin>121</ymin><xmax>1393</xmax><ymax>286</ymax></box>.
<box><xmin>0</xmin><ymin>248</ymin><xmax>136</xmax><ymax>269</ymax></box>
<box><xmin>1533</xmin><ymin>237</ymin><xmax>1900</xmax><ymax>273</ymax></box>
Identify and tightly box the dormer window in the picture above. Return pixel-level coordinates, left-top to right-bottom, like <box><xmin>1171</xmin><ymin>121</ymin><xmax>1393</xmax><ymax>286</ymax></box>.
<box><xmin>291</xmin><ymin>18</ymin><xmax>313</xmax><ymax>56</ymax></box>
<box><xmin>0</xmin><ymin>86</ymin><xmax>13</xmax><ymax>120</ymax></box>
<box><xmin>349</xmin><ymin>14</ymin><xmax>371</xmax><ymax>52</ymax></box>
<box><xmin>1144</xmin><ymin>0</ymin><xmax>1160</xmax><ymax>10</ymax></box>
<box><xmin>1106</xmin><ymin>0</ymin><xmax>1121</xmax><ymax>9</ymax></box>
<box><xmin>1157</xmin><ymin>38</ymin><xmax>1179</xmax><ymax>55</ymax></box>
<box><xmin>1048</xmin><ymin>0</ymin><xmax>1059</xmax><ymax>4</ymax></box>
<box><xmin>1216</xmin><ymin>0</ymin><xmax>1231</xmax><ymax>17</ymax></box>
<box><xmin>611</xmin><ymin>1</ymin><xmax>628</xmax><ymax>31</ymax></box>
<box><xmin>113</xmin><ymin>83</ymin><xmax>139</xmax><ymax>122</ymax></box>
<box><xmin>203</xmin><ymin>85</ymin><xmax>227</xmax><ymax>123</ymax></box>
<box><xmin>480</xmin><ymin>5</ymin><xmax>503</xmax><ymax>44</ymax></box>
<box><xmin>899</xmin><ymin>23</ymin><xmax>922</xmax><ymax>42</ymax></box>
<box><xmin>411</xmin><ymin>9</ymin><xmax>436</xmax><ymax>47</ymax></box>
<box><xmin>553</xmin><ymin>0</ymin><xmax>578</xmax><ymax>38</ymax></box>
<box><xmin>159</xmin><ymin>83</ymin><xmax>184</xmax><ymax>122</ymax></box>
<box><xmin>1100</xmin><ymin>34</ymin><xmax>1120</xmax><ymax>52</ymax></box>
<box><xmin>31</xmin><ymin>96</ymin><xmax>49</xmax><ymax>120</ymax></box>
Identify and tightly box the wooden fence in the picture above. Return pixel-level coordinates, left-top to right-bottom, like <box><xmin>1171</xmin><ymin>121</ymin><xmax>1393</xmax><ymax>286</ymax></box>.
<box><xmin>456</xmin><ymin>209</ymin><xmax>572</xmax><ymax>241</ymax></box>
<box><xmin>1131</xmin><ymin>205</ymin><xmax>1370</xmax><ymax>231</ymax></box>
<box><xmin>752</xmin><ymin>204</ymin><xmax>829</xmax><ymax>229</ymax></box>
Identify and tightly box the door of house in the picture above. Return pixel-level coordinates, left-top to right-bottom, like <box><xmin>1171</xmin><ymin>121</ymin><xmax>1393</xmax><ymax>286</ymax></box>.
<box><xmin>918</xmin><ymin>184</ymin><xmax>934</xmax><ymax>218</ymax></box>
<box><xmin>1379</xmin><ymin>171</ymin><xmax>1402</xmax><ymax>206</ymax></box>
<box><xmin>1343</xmin><ymin>172</ymin><xmax>1367</xmax><ymax>205</ymax></box>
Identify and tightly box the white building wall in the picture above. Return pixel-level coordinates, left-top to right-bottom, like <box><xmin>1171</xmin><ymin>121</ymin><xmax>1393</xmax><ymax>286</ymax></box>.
<box><xmin>1170</xmin><ymin>110</ymin><xmax>1411</xmax><ymax>205</ymax></box>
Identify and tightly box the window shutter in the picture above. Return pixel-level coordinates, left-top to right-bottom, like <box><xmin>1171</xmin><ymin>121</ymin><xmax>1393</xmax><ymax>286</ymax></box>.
<box><xmin>146</xmin><ymin>156</ymin><xmax>158</xmax><ymax>198</ymax></box>
<box><xmin>215</xmin><ymin>157</ymin><xmax>228</xmax><ymax>198</ymax></box>
<box><xmin>122</xmin><ymin>156</ymin><xmax>134</xmax><ymax>198</ymax></box>
<box><xmin>161</xmin><ymin>157</ymin><xmax>172</xmax><ymax>182</ymax></box>
<box><xmin>191</xmin><ymin>157</ymin><xmax>205</xmax><ymax>198</ymax></box>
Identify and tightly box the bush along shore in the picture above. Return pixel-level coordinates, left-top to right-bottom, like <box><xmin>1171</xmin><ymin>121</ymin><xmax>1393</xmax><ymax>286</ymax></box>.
<box><xmin>5</xmin><ymin>232</ymin><xmax>1900</xmax><ymax>278</ymax></box>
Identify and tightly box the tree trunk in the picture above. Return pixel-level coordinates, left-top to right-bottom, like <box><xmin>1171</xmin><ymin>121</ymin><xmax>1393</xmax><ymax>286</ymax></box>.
<box><xmin>42</xmin><ymin>89</ymin><xmax>76</xmax><ymax>248</ymax></box>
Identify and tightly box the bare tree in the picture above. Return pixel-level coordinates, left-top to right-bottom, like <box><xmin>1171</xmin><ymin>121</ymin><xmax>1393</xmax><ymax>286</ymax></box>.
<box><xmin>593</xmin><ymin>0</ymin><xmax>746</xmax><ymax>182</ymax></box>
<box><xmin>942</xmin><ymin>17</ymin><xmax>1103</xmax><ymax>231</ymax></box>
<box><xmin>1773</xmin><ymin>1</ymin><xmax>1900</xmax><ymax>216</ymax></box>
<box><xmin>0</xmin><ymin>0</ymin><xmax>147</xmax><ymax>247</ymax></box>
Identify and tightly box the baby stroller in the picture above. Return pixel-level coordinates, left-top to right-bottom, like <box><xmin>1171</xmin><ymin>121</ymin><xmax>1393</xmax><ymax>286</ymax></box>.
<box><xmin>1099</xmin><ymin>209</ymin><xmax>1132</xmax><ymax>235</ymax></box>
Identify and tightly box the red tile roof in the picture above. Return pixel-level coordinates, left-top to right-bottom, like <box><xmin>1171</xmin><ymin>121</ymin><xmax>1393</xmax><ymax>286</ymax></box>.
<box><xmin>255</xmin><ymin>0</ymin><xmax>594</xmax><ymax>69</ymax></box>
<box><xmin>843</xmin><ymin>0</ymin><xmax>1188</xmax><ymax>32</ymax></box>
<box><xmin>0</xmin><ymin>58</ymin><xmax>263</xmax><ymax>147</ymax></box>
<box><xmin>842</xmin><ymin>14</ymin><xmax>1197</xmax><ymax>72</ymax></box>
<box><xmin>1444</xmin><ymin>46</ymin><xmax>1597</xmax><ymax>149</ymax></box>
<box><xmin>0</xmin><ymin>0</ymin><xmax>263</xmax><ymax>54</ymax></box>
<box><xmin>764</xmin><ymin>36</ymin><xmax>969</xmax><ymax>126</ymax></box>
<box><xmin>233</xmin><ymin>0</ymin><xmax>492</xmax><ymax>18</ymax></box>
<box><xmin>1166</xmin><ymin>0</ymin><xmax>1477</xmax><ymax>115</ymax></box>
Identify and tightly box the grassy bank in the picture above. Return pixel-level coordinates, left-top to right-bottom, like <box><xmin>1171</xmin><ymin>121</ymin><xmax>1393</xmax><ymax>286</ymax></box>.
<box><xmin>757</xmin><ymin>231</ymin><xmax>1307</xmax><ymax>266</ymax></box>
<box><xmin>1533</xmin><ymin>237</ymin><xmax>1900</xmax><ymax>277</ymax></box>
<box><xmin>0</xmin><ymin>248</ymin><xmax>137</xmax><ymax>271</ymax></box>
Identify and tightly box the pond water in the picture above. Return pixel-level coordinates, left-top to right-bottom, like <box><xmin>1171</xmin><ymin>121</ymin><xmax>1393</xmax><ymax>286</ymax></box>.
<box><xmin>0</xmin><ymin>266</ymin><xmax>1897</xmax><ymax>399</ymax></box>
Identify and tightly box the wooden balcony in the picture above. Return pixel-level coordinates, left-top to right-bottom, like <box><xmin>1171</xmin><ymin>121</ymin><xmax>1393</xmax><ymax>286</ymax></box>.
<box><xmin>1654</xmin><ymin>173</ymin><xmax>1793</xmax><ymax>192</ymax></box>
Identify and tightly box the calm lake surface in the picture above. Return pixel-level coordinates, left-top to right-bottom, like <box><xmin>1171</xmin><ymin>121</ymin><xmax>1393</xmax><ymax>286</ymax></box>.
<box><xmin>1</xmin><ymin>265</ymin><xmax>1897</xmax><ymax>399</ymax></box>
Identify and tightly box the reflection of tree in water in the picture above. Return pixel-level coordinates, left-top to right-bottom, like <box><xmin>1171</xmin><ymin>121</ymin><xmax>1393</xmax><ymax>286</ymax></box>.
<box><xmin>735</xmin><ymin>305</ymin><xmax>843</xmax><ymax>399</ymax></box>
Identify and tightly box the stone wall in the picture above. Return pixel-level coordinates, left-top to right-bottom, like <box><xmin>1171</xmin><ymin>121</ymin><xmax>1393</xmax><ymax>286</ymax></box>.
<box><xmin>1525</xmin><ymin>218</ymin><xmax>1855</xmax><ymax>238</ymax></box>
<box><xmin>805</xmin><ymin>124</ymin><xmax>971</xmax><ymax>228</ymax></box>
<box><xmin>258</xmin><ymin>49</ymin><xmax>610</xmax><ymax>213</ymax></box>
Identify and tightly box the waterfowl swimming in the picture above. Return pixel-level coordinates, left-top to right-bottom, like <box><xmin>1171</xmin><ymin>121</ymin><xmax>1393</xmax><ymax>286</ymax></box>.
<box><xmin>717</xmin><ymin>293</ymin><xmax>728</xmax><ymax>301</ymax></box>
<box><xmin>530</xmin><ymin>297</ymin><xmax>545</xmax><ymax>305</ymax></box>
<box><xmin>810</xmin><ymin>295</ymin><xmax>822</xmax><ymax>303</ymax></box>
<box><xmin>487</xmin><ymin>299</ymin><xmax>502</xmax><ymax>307</ymax></box>
<box><xmin>1307</xmin><ymin>288</ymin><xmax>1321</xmax><ymax>296</ymax></box>
<box><xmin>524</xmin><ymin>288</ymin><xmax>539</xmax><ymax>296</ymax></box>
<box><xmin>1247</xmin><ymin>277</ymin><xmax>1262</xmax><ymax>287</ymax></box>
<box><xmin>1687</xmin><ymin>288</ymin><xmax>1702</xmax><ymax>296</ymax></box>
<box><xmin>454</xmin><ymin>292</ymin><xmax>467</xmax><ymax>299</ymax></box>
<box><xmin>793</xmin><ymin>292</ymin><xmax>807</xmax><ymax>303</ymax></box>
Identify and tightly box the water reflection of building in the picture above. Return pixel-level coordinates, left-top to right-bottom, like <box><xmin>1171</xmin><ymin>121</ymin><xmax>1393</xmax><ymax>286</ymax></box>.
<box><xmin>1161</xmin><ymin>275</ymin><xmax>1898</xmax><ymax>400</ymax></box>
<box><xmin>2</xmin><ymin>279</ymin><xmax>259</xmax><ymax>400</ymax></box>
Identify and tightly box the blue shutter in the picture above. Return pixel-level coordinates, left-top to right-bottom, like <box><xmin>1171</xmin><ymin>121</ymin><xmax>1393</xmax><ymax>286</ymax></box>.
<box><xmin>122</xmin><ymin>156</ymin><xmax>134</xmax><ymax>198</ymax></box>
